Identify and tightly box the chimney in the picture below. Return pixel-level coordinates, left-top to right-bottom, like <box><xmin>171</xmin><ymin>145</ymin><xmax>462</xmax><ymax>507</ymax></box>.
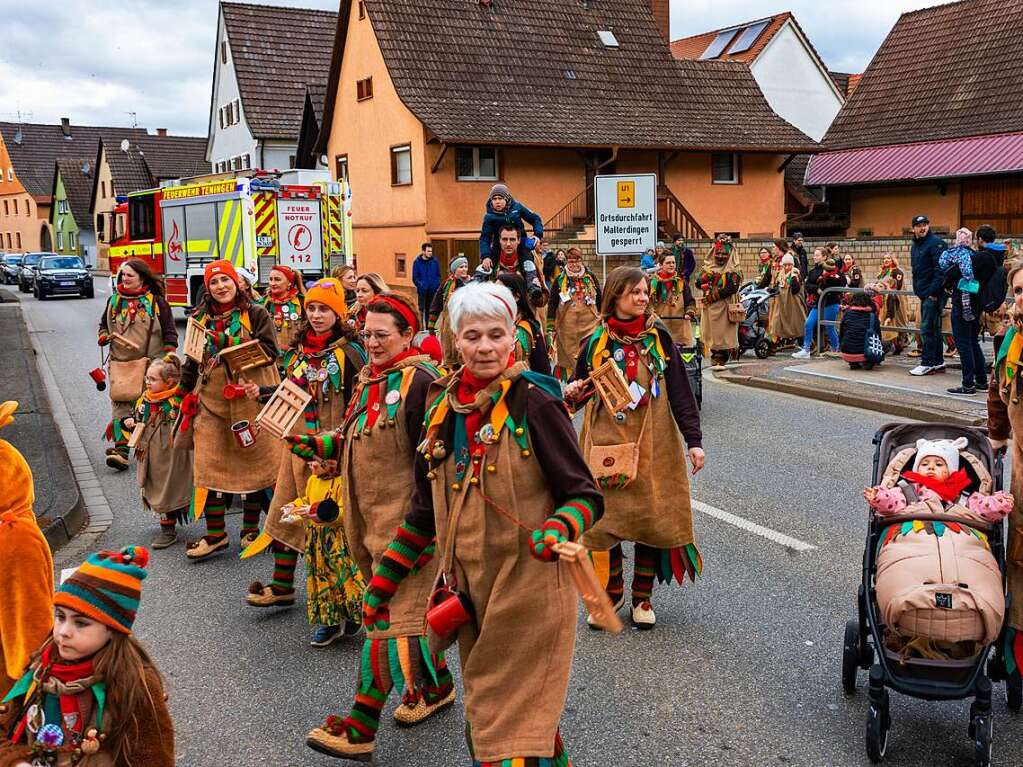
<box><xmin>60</xmin><ymin>117</ymin><xmax>71</xmax><ymax>137</ymax></box>
<box><xmin>649</xmin><ymin>0</ymin><xmax>670</xmax><ymax>41</ymax></box>
<box><xmin>156</xmin><ymin>128</ymin><xmax>167</xmax><ymax>137</ymax></box>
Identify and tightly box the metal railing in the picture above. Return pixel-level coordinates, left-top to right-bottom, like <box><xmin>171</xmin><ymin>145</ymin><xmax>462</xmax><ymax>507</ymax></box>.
<box><xmin>657</xmin><ymin>185</ymin><xmax>710</xmax><ymax>240</ymax></box>
<box><xmin>814</xmin><ymin>286</ymin><xmax>954</xmax><ymax>353</ymax></box>
<box><xmin>544</xmin><ymin>182</ymin><xmax>596</xmax><ymax>235</ymax></box>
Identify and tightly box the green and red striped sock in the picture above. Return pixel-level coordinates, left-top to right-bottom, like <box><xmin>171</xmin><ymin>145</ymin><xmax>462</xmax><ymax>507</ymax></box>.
<box><xmin>631</xmin><ymin>543</ymin><xmax>657</xmax><ymax>605</ymax></box>
<box><xmin>204</xmin><ymin>496</ymin><xmax>227</xmax><ymax>540</ymax></box>
<box><xmin>606</xmin><ymin>544</ymin><xmax>624</xmax><ymax>602</ymax></box>
<box><xmin>423</xmin><ymin>652</ymin><xmax>454</xmax><ymax>703</ymax></box>
<box><xmin>241</xmin><ymin>495</ymin><xmax>263</xmax><ymax>536</ymax></box>
<box><xmin>344</xmin><ymin>680</ymin><xmax>390</xmax><ymax>743</ymax></box>
<box><xmin>270</xmin><ymin>542</ymin><xmax>297</xmax><ymax>592</ymax></box>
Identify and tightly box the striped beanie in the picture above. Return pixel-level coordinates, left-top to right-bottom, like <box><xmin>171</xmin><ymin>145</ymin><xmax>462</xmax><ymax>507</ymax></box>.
<box><xmin>54</xmin><ymin>546</ymin><xmax>149</xmax><ymax>634</ymax></box>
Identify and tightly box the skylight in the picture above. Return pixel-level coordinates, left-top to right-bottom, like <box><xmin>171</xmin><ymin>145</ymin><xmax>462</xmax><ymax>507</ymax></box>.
<box><xmin>729</xmin><ymin>20</ymin><xmax>771</xmax><ymax>55</ymax></box>
<box><xmin>699</xmin><ymin>29</ymin><xmax>738</xmax><ymax>60</ymax></box>
<box><xmin>597</xmin><ymin>30</ymin><xmax>619</xmax><ymax>48</ymax></box>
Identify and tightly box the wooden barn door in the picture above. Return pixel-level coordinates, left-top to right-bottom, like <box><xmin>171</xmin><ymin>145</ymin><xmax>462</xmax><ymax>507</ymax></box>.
<box><xmin>961</xmin><ymin>176</ymin><xmax>1023</xmax><ymax>235</ymax></box>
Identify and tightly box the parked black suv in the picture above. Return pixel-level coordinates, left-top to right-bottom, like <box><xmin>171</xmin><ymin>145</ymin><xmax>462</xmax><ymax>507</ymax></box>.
<box><xmin>1</xmin><ymin>254</ymin><xmax>22</xmax><ymax>285</ymax></box>
<box><xmin>17</xmin><ymin>252</ymin><xmax>44</xmax><ymax>292</ymax></box>
<box><xmin>33</xmin><ymin>255</ymin><xmax>93</xmax><ymax>300</ymax></box>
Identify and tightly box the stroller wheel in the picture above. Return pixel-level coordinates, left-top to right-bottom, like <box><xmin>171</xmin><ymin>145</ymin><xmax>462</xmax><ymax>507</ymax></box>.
<box><xmin>865</xmin><ymin>697</ymin><xmax>890</xmax><ymax>763</ymax></box>
<box><xmin>971</xmin><ymin>711</ymin><xmax>992</xmax><ymax>767</ymax></box>
<box><xmin>842</xmin><ymin>620</ymin><xmax>860</xmax><ymax>695</ymax></box>
<box><xmin>1006</xmin><ymin>673</ymin><xmax>1022</xmax><ymax>713</ymax></box>
<box><xmin>754</xmin><ymin>339</ymin><xmax>771</xmax><ymax>359</ymax></box>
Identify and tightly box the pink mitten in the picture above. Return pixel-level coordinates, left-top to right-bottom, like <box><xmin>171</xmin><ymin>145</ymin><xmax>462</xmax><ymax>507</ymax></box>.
<box><xmin>968</xmin><ymin>491</ymin><xmax>1014</xmax><ymax>523</ymax></box>
<box><xmin>867</xmin><ymin>486</ymin><xmax>907</xmax><ymax>516</ymax></box>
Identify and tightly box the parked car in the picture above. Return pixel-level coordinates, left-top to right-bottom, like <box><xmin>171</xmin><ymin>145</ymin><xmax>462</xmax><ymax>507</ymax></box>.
<box><xmin>33</xmin><ymin>254</ymin><xmax>93</xmax><ymax>300</ymax></box>
<box><xmin>1</xmin><ymin>254</ymin><xmax>23</xmax><ymax>285</ymax></box>
<box><xmin>17</xmin><ymin>252</ymin><xmax>44</xmax><ymax>293</ymax></box>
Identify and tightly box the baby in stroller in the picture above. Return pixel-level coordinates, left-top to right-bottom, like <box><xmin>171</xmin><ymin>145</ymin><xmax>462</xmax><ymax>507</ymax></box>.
<box><xmin>863</xmin><ymin>437</ymin><xmax>1012</xmax><ymax>660</ymax></box>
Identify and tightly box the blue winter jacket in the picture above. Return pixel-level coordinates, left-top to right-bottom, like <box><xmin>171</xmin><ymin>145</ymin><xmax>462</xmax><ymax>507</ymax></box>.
<box><xmin>412</xmin><ymin>254</ymin><xmax>441</xmax><ymax>293</ymax></box>
<box><xmin>910</xmin><ymin>230</ymin><xmax>947</xmax><ymax>300</ymax></box>
<box><xmin>479</xmin><ymin>196</ymin><xmax>544</xmax><ymax>261</ymax></box>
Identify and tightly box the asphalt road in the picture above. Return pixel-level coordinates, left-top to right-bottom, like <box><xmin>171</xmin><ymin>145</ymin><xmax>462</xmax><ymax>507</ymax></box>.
<box><xmin>17</xmin><ymin>280</ymin><xmax>1022</xmax><ymax>767</ymax></box>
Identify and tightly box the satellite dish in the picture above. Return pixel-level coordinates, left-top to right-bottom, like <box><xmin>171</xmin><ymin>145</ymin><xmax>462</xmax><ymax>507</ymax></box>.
<box><xmin>81</xmin><ymin>161</ymin><xmax>91</xmax><ymax>175</ymax></box>
<box><xmin>13</xmin><ymin>130</ymin><xmax>22</xmax><ymax>145</ymax></box>
<box><xmin>120</xmin><ymin>138</ymin><xmax>130</xmax><ymax>152</ymax></box>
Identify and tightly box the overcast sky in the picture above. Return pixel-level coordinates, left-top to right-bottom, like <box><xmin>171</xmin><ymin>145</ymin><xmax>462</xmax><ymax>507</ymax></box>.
<box><xmin>0</xmin><ymin>0</ymin><xmax>955</xmax><ymax>137</ymax></box>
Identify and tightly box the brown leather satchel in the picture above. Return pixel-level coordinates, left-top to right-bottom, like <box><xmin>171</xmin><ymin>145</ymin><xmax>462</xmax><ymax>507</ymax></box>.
<box><xmin>727</xmin><ymin>303</ymin><xmax>746</xmax><ymax>323</ymax></box>
<box><xmin>108</xmin><ymin>358</ymin><xmax>149</xmax><ymax>402</ymax></box>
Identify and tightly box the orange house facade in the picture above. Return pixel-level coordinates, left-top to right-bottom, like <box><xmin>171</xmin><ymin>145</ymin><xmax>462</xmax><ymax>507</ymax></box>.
<box><xmin>318</xmin><ymin>0</ymin><xmax>816</xmax><ymax>286</ymax></box>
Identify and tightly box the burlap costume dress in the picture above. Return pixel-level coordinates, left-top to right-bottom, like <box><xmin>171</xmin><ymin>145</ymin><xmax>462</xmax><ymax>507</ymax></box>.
<box><xmin>548</xmin><ymin>265</ymin><xmax>602</xmax><ymax>381</ymax></box>
<box><xmin>696</xmin><ymin>248</ymin><xmax>742</xmax><ymax>364</ymax></box>
<box><xmin>179</xmin><ymin>302</ymin><xmax>280</xmax><ymax>537</ymax></box>
<box><xmin>987</xmin><ymin>325</ymin><xmax>1023</xmax><ymax>681</ymax></box>
<box><xmin>573</xmin><ymin>317</ymin><xmax>704</xmax><ymax>606</ymax></box>
<box><xmin>649</xmin><ymin>268</ymin><xmax>695</xmax><ymax>346</ymax></box>
<box><xmin>407</xmin><ymin>363</ymin><xmax>603</xmax><ymax>763</ymax></box>
<box><xmin>767</xmin><ymin>268</ymin><xmax>806</xmax><ymax>341</ymax></box>
<box><xmin>259</xmin><ymin>289</ymin><xmax>304</xmax><ymax>372</ymax></box>
<box><xmin>98</xmin><ymin>288</ymin><xmax>176</xmax><ymax>462</ymax></box>
<box><xmin>132</xmin><ymin>386</ymin><xmax>193</xmax><ymax>523</ymax></box>
<box><xmin>245</xmin><ymin>332</ymin><xmax>366</xmax><ymax>622</ymax></box>
<box><xmin>428</xmin><ymin>275</ymin><xmax>466</xmax><ymax>368</ymax></box>
<box><xmin>878</xmin><ymin>266</ymin><xmax>910</xmax><ymax>349</ymax></box>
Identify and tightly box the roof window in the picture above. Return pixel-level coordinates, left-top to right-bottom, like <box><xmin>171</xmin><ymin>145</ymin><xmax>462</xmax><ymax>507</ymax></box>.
<box><xmin>728</xmin><ymin>20</ymin><xmax>771</xmax><ymax>55</ymax></box>
<box><xmin>699</xmin><ymin>29</ymin><xmax>738</xmax><ymax>59</ymax></box>
<box><xmin>563</xmin><ymin>69</ymin><xmax>577</xmax><ymax>80</ymax></box>
<box><xmin>597</xmin><ymin>30</ymin><xmax>619</xmax><ymax>48</ymax></box>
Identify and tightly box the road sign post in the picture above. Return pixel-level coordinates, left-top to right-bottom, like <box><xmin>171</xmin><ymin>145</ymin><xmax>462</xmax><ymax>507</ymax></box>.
<box><xmin>594</xmin><ymin>173</ymin><xmax>657</xmax><ymax>282</ymax></box>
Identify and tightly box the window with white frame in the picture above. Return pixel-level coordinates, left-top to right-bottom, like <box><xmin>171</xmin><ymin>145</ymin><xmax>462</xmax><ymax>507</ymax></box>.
<box><xmin>390</xmin><ymin>144</ymin><xmax>412</xmax><ymax>186</ymax></box>
<box><xmin>69</xmin><ymin>231</ymin><xmax>76</xmax><ymax>250</ymax></box>
<box><xmin>455</xmin><ymin>146</ymin><xmax>498</xmax><ymax>181</ymax></box>
<box><xmin>711</xmin><ymin>153</ymin><xmax>740</xmax><ymax>184</ymax></box>
<box><xmin>56</xmin><ymin>231</ymin><xmax>64</xmax><ymax>250</ymax></box>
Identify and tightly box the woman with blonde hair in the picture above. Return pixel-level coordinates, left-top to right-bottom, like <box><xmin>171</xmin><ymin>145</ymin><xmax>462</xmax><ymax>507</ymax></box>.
<box><xmin>352</xmin><ymin>272</ymin><xmax>390</xmax><ymax>331</ymax></box>
<box><xmin>877</xmin><ymin>253</ymin><xmax>909</xmax><ymax>353</ymax></box>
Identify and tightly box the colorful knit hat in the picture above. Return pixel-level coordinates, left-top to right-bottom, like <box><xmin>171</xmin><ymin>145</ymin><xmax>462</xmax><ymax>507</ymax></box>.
<box><xmin>54</xmin><ymin>546</ymin><xmax>150</xmax><ymax>634</ymax></box>
<box><xmin>204</xmin><ymin>259</ymin><xmax>240</xmax><ymax>289</ymax></box>
<box><xmin>305</xmin><ymin>278</ymin><xmax>349</xmax><ymax>321</ymax></box>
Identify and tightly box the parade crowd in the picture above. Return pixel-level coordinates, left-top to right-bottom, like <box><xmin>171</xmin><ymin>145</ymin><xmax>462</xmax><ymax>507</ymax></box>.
<box><xmin>0</xmin><ymin>183</ymin><xmax>1020</xmax><ymax>767</ymax></box>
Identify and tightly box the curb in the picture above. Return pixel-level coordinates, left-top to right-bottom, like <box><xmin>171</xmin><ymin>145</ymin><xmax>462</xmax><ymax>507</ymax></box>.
<box><xmin>19</xmin><ymin>297</ymin><xmax>115</xmax><ymax>557</ymax></box>
<box><xmin>714</xmin><ymin>370</ymin><xmax>986</xmax><ymax>427</ymax></box>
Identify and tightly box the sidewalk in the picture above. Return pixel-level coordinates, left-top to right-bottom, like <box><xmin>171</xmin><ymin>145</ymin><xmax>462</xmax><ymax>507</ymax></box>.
<box><xmin>0</xmin><ymin>289</ymin><xmax>86</xmax><ymax>547</ymax></box>
<box><xmin>715</xmin><ymin>345</ymin><xmax>992</xmax><ymax>426</ymax></box>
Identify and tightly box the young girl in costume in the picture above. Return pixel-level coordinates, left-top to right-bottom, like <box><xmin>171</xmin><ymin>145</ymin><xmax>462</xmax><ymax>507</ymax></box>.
<box><xmin>649</xmin><ymin>251</ymin><xmax>694</xmax><ymax>347</ymax></box>
<box><xmin>97</xmin><ymin>259</ymin><xmax>177</xmax><ymax>471</ymax></box>
<box><xmin>243</xmin><ymin>279</ymin><xmax>368</xmax><ymax>648</ymax></box>
<box><xmin>178</xmin><ymin>260</ymin><xmax>280</xmax><ymax>561</ymax></box>
<box><xmin>124</xmin><ymin>355</ymin><xmax>193</xmax><ymax>550</ymax></box>
<box><xmin>0</xmin><ymin>402</ymin><xmax>54</xmax><ymax>700</ymax></box>
<box><xmin>496</xmin><ymin>272</ymin><xmax>551</xmax><ymax>374</ymax></box>
<box><xmin>259</xmin><ymin>265</ymin><xmax>306</xmax><ymax>371</ymax></box>
<box><xmin>566</xmin><ymin>266</ymin><xmax>705</xmax><ymax>630</ymax></box>
<box><xmin>428</xmin><ymin>257</ymin><xmax>469</xmax><ymax>368</ymax></box>
<box><xmin>296</xmin><ymin>293</ymin><xmax>455</xmax><ymax>762</ymax></box>
<box><xmin>548</xmin><ymin>246</ymin><xmax>601</xmax><ymax>381</ymax></box>
<box><xmin>360</xmin><ymin>281</ymin><xmax>603</xmax><ymax>766</ymax></box>
<box><xmin>0</xmin><ymin>546</ymin><xmax>174</xmax><ymax>767</ymax></box>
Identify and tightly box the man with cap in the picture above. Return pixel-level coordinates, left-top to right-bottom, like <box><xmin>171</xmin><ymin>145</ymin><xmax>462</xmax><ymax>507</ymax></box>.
<box><xmin>909</xmin><ymin>215</ymin><xmax>949</xmax><ymax>376</ymax></box>
<box><xmin>412</xmin><ymin>242</ymin><xmax>441</xmax><ymax>328</ymax></box>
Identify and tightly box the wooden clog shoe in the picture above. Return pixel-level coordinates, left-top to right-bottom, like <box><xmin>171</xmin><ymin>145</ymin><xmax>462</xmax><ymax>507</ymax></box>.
<box><xmin>185</xmin><ymin>535</ymin><xmax>229</xmax><ymax>561</ymax></box>
<box><xmin>393</xmin><ymin>687</ymin><xmax>456</xmax><ymax>727</ymax></box>
<box><xmin>306</xmin><ymin>723</ymin><xmax>373</xmax><ymax>762</ymax></box>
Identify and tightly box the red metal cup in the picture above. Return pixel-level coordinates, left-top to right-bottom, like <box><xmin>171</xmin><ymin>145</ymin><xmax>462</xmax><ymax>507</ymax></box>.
<box><xmin>89</xmin><ymin>367</ymin><xmax>107</xmax><ymax>392</ymax></box>
<box><xmin>231</xmin><ymin>420</ymin><xmax>259</xmax><ymax>449</ymax></box>
<box><xmin>425</xmin><ymin>587</ymin><xmax>473</xmax><ymax>638</ymax></box>
<box><xmin>223</xmin><ymin>383</ymin><xmax>247</xmax><ymax>400</ymax></box>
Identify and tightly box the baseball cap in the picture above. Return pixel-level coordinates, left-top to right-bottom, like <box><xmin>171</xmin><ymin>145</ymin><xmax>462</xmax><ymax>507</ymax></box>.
<box><xmin>912</xmin><ymin>215</ymin><xmax>929</xmax><ymax>226</ymax></box>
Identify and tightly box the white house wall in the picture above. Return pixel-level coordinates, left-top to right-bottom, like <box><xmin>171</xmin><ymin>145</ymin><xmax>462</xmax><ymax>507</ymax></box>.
<box><xmin>750</xmin><ymin>22</ymin><xmax>842</xmax><ymax>142</ymax></box>
<box><xmin>260</xmin><ymin>141</ymin><xmax>298</xmax><ymax>173</ymax></box>
<box><xmin>207</xmin><ymin>8</ymin><xmax>257</xmax><ymax>169</ymax></box>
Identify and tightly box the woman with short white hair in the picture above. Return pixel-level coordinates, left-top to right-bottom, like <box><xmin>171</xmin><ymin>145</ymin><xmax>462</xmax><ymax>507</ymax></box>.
<box><xmin>360</xmin><ymin>281</ymin><xmax>603</xmax><ymax>765</ymax></box>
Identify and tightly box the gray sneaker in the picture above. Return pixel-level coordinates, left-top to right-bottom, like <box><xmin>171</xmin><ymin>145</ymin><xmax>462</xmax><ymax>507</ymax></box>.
<box><xmin>150</xmin><ymin>528</ymin><xmax>178</xmax><ymax>549</ymax></box>
<box><xmin>909</xmin><ymin>365</ymin><xmax>932</xmax><ymax>376</ymax></box>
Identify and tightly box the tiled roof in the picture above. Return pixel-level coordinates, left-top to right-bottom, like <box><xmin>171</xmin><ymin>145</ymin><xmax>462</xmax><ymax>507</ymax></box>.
<box><xmin>822</xmin><ymin>0</ymin><xmax>1023</xmax><ymax>151</ymax></box>
<box><xmin>318</xmin><ymin>0</ymin><xmax>815</xmax><ymax>152</ymax></box>
<box><xmin>670</xmin><ymin>13</ymin><xmax>789</xmax><ymax>64</ymax></box>
<box><xmin>54</xmin><ymin>158</ymin><xmax>96</xmax><ymax>229</ymax></box>
<box><xmin>221</xmin><ymin>1</ymin><xmax>337</xmax><ymax>140</ymax></box>
<box><xmin>104</xmin><ymin>134</ymin><xmax>209</xmax><ymax>196</ymax></box>
<box><xmin>784</xmin><ymin>154</ymin><xmax>822</xmax><ymax>206</ymax></box>
<box><xmin>104</xmin><ymin>139</ymin><xmax>152</xmax><ymax>195</ymax></box>
<box><xmin>0</xmin><ymin>121</ymin><xmax>147</xmax><ymax>198</ymax></box>
<box><xmin>306</xmin><ymin>82</ymin><xmax>327</xmax><ymax>126</ymax></box>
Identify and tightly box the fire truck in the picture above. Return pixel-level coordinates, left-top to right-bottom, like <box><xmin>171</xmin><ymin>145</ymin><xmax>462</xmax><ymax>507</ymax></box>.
<box><xmin>108</xmin><ymin>170</ymin><xmax>351</xmax><ymax>308</ymax></box>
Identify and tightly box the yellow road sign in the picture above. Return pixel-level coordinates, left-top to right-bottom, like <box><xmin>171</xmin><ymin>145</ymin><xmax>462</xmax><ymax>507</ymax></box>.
<box><xmin>617</xmin><ymin>181</ymin><xmax>636</xmax><ymax>208</ymax></box>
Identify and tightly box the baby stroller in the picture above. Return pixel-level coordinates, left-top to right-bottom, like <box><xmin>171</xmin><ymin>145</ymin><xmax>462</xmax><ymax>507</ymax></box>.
<box><xmin>737</xmin><ymin>286</ymin><xmax>773</xmax><ymax>359</ymax></box>
<box><xmin>678</xmin><ymin>319</ymin><xmax>702</xmax><ymax>409</ymax></box>
<box><xmin>841</xmin><ymin>423</ymin><xmax>1014</xmax><ymax>766</ymax></box>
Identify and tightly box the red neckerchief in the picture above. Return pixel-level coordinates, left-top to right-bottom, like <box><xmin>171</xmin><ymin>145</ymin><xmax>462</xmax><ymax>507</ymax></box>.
<box><xmin>116</xmin><ymin>283</ymin><xmax>148</xmax><ymax>299</ymax></box>
<box><xmin>302</xmin><ymin>329</ymin><xmax>332</xmax><ymax>357</ymax></box>
<box><xmin>270</xmin><ymin>286</ymin><xmax>298</xmax><ymax>304</ymax></box>
<box><xmin>16</xmin><ymin>645</ymin><xmax>96</xmax><ymax>742</ymax></box>
<box><xmin>607</xmin><ymin>314</ymin><xmax>646</xmax><ymax>338</ymax></box>
<box><xmin>210</xmin><ymin>298</ymin><xmax>236</xmax><ymax>316</ymax></box>
<box><xmin>457</xmin><ymin>365</ymin><xmax>506</xmax><ymax>468</ymax></box>
<box><xmin>822</xmin><ymin>268</ymin><xmax>839</xmax><ymax>280</ymax></box>
<box><xmin>369</xmin><ymin>347</ymin><xmax>417</xmax><ymax>378</ymax></box>
<box><xmin>353</xmin><ymin>307</ymin><xmax>367</xmax><ymax>331</ymax></box>
<box><xmin>499</xmin><ymin>251</ymin><xmax>519</xmax><ymax>270</ymax></box>
<box><xmin>902</xmin><ymin>468</ymin><xmax>972</xmax><ymax>503</ymax></box>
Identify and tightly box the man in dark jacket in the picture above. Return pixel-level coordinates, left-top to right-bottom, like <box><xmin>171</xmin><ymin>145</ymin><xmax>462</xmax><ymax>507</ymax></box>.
<box><xmin>672</xmin><ymin>234</ymin><xmax>697</xmax><ymax>282</ymax></box>
<box><xmin>479</xmin><ymin>184</ymin><xmax>544</xmax><ymax>265</ymax></box>
<box><xmin>908</xmin><ymin>215</ymin><xmax>948</xmax><ymax>376</ymax></box>
<box><xmin>412</xmin><ymin>242</ymin><xmax>441</xmax><ymax>327</ymax></box>
<box><xmin>791</xmin><ymin>232</ymin><xmax>809</xmax><ymax>279</ymax></box>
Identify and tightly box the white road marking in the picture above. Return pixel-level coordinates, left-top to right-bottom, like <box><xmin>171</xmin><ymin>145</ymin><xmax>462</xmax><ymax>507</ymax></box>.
<box><xmin>785</xmin><ymin>366</ymin><xmax>984</xmax><ymax>402</ymax></box>
<box><xmin>692</xmin><ymin>499</ymin><xmax>817</xmax><ymax>552</ymax></box>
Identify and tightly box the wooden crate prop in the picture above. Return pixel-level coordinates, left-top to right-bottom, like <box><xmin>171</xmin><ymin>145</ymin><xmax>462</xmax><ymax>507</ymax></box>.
<box><xmin>588</xmin><ymin>359</ymin><xmax>632</xmax><ymax>415</ymax></box>
<box><xmin>220</xmin><ymin>340</ymin><xmax>274</xmax><ymax>378</ymax></box>
<box><xmin>183</xmin><ymin>318</ymin><xmax>206</xmax><ymax>364</ymax></box>
<box><xmin>552</xmin><ymin>541</ymin><xmax>623</xmax><ymax>633</ymax></box>
<box><xmin>126</xmin><ymin>421</ymin><xmax>146</xmax><ymax>450</ymax></box>
<box><xmin>110</xmin><ymin>332</ymin><xmax>142</xmax><ymax>353</ymax></box>
<box><xmin>255</xmin><ymin>378</ymin><xmax>313</xmax><ymax>440</ymax></box>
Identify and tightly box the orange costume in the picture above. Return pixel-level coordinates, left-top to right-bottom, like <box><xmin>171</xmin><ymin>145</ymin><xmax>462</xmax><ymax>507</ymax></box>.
<box><xmin>0</xmin><ymin>402</ymin><xmax>54</xmax><ymax>699</ymax></box>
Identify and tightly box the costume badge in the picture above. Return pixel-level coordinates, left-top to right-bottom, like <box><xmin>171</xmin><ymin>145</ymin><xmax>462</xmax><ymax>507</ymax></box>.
<box><xmin>613</xmin><ymin>348</ymin><xmax>625</xmax><ymax>362</ymax></box>
<box><xmin>478</xmin><ymin>423</ymin><xmax>497</xmax><ymax>444</ymax></box>
<box><xmin>326</xmin><ymin>361</ymin><xmax>340</xmax><ymax>376</ymax></box>
<box><xmin>385</xmin><ymin>390</ymin><xmax>401</xmax><ymax>406</ymax></box>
